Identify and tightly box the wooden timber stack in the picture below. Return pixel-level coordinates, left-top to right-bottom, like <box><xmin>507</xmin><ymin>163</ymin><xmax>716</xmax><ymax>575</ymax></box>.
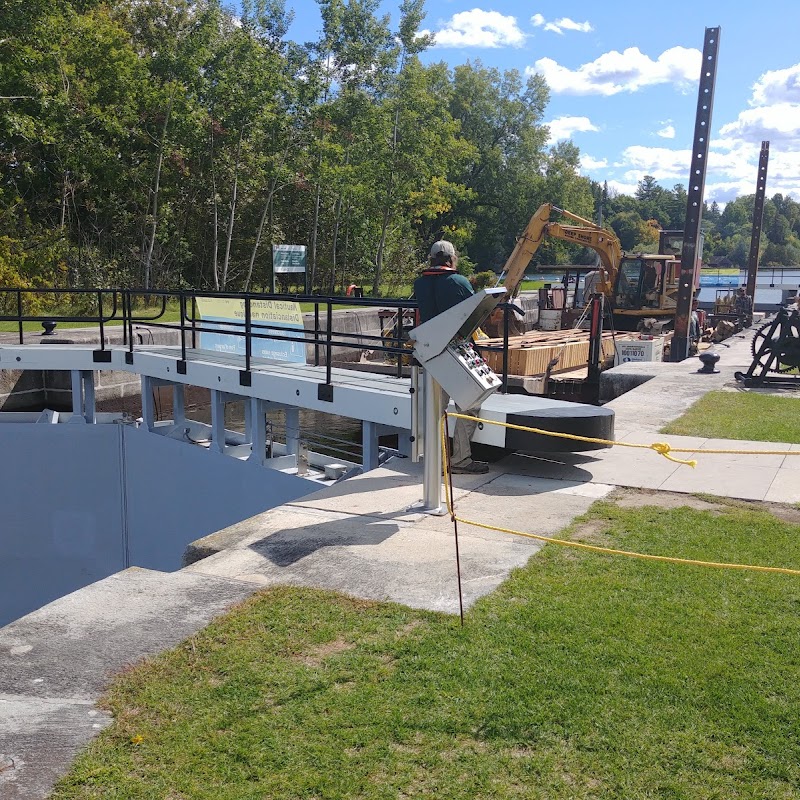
<box><xmin>475</xmin><ymin>330</ymin><xmax>617</xmax><ymax>377</ymax></box>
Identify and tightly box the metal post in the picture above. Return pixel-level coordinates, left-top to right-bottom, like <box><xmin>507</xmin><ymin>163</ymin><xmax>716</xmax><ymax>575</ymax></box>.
<box><xmin>672</xmin><ymin>26</ymin><xmax>720</xmax><ymax>361</ymax></box>
<box><xmin>746</xmin><ymin>141</ymin><xmax>770</xmax><ymax>303</ymax></box>
<box><xmin>141</xmin><ymin>376</ymin><xmax>155</xmax><ymax>431</ymax></box>
<box><xmin>97</xmin><ymin>291</ymin><xmax>105</xmax><ymax>349</ymax></box>
<box><xmin>172</xmin><ymin>384</ymin><xmax>185</xmax><ymax>428</ymax></box>
<box><xmin>210</xmin><ymin>389</ymin><xmax>226</xmax><ymax>454</ymax></box>
<box><xmin>362</xmin><ymin>421</ymin><xmax>379</xmax><ymax>471</ymax></box>
<box><xmin>502</xmin><ymin>304</ymin><xmax>510</xmax><ymax>393</ymax></box>
<box><xmin>244</xmin><ymin>396</ymin><xmax>253</xmax><ymax>443</ymax></box>
<box><xmin>410</xmin><ymin>365</ymin><xmax>422</xmax><ymax>462</ymax></box>
<box><xmin>244</xmin><ymin>296</ymin><xmax>252</xmax><ymax>373</ymax></box>
<box><xmin>190</xmin><ymin>295</ymin><xmax>197</xmax><ymax>350</ymax></box>
<box><xmin>81</xmin><ymin>371</ymin><xmax>96</xmax><ymax>424</ymax></box>
<box><xmin>421</xmin><ymin>368</ymin><xmax>443</xmax><ymax>514</ymax></box>
<box><xmin>179</xmin><ymin>292</ymin><xmax>187</xmax><ymax>362</ymax></box>
<box><xmin>587</xmin><ymin>294</ymin><xmax>604</xmax><ymax>386</ymax></box>
<box><xmin>17</xmin><ymin>290</ymin><xmax>23</xmax><ymax>344</ymax></box>
<box><xmin>285</xmin><ymin>407</ymin><xmax>300</xmax><ymax>455</ymax></box>
<box><xmin>314</xmin><ymin>304</ymin><xmax>320</xmax><ymax>366</ymax></box>
<box><xmin>247</xmin><ymin>398</ymin><xmax>268</xmax><ymax>466</ymax></box>
<box><xmin>67</xmin><ymin>370</ymin><xmax>86</xmax><ymax>424</ymax></box>
<box><xmin>394</xmin><ymin>307</ymin><xmax>403</xmax><ymax>380</ymax></box>
<box><xmin>122</xmin><ymin>291</ymin><xmax>128</xmax><ymax>347</ymax></box>
<box><xmin>126</xmin><ymin>291</ymin><xmax>134</xmax><ymax>360</ymax></box>
<box><xmin>326</xmin><ymin>301</ymin><xmax>333</xmax><ymax>385</ymax></box>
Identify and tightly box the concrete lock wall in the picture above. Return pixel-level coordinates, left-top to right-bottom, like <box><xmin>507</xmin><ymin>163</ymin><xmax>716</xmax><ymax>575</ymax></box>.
<box><xmin>0</xmin><ymin>423</ymin><xmax>317</xmax><ymax>627</ymax></box>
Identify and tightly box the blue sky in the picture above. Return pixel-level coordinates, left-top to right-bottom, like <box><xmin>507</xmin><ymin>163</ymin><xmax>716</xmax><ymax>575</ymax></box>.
<box><xmin>275</xmin><ymin>0</ymin><xmax>800</xmax><ymax>204</ymax></box>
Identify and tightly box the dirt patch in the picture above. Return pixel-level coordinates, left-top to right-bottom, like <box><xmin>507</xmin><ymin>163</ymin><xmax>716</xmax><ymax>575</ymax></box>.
<box><xmin>705</xmin><ymin>496</ymin><xmax>800</xmax><ymax>525</ymax></box>
<box><xmin>395</xmin><ymin>619</ymin><xmax>427</xmax><ymax>638</ymax></box>
<box><xmin>611</xmin><ymin>488</ymin><xmax>723</xmax><ymax>513</ymax></box>
<box><xmin>767</xmin><ymin>505</ymin><xmax>800</xmax><ymax>525</ymax></box>
<box><xmin>610</xmin><ymin>488</ymin><xmax>800</xmax><ymax>525</ymax></box>
<box><xmin>570</xmin><ymin>519</ymin><xmax>612</xmax><ymax>546</ymax></box>
<box><xmin>295</xmin><ymin>637</ymin><xmax>354</xmax><ymax>667</ymax></box>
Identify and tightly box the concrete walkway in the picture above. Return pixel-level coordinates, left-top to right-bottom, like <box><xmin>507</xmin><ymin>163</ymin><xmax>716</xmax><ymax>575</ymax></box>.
<box><xmin>592</xmin><ymin>328</ymin><xmax>799</xmax><ymax>503</ymax></box>
<box><xmin>2</xmin><ymin>322</ymin><xmax>798</xmax><ymax>799</ymax></box>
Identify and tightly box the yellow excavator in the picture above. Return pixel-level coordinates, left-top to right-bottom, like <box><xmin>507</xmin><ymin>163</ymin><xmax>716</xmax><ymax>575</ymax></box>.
<box><xmin>498</xmin><ymin>204</ymin><xmax>686</xmax><ymax>331</ymax></box>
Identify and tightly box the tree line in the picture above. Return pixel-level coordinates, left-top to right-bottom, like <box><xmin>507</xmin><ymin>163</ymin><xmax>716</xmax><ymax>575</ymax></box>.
<box><xmin>602</xmin><ymin>176</ymin><xmax>800</xmax><ymax>269</ymax></box>
<box><xmin>2</xmin><ymin>0</ymin><xmax>797</xmax><ymax>304</ymax></box>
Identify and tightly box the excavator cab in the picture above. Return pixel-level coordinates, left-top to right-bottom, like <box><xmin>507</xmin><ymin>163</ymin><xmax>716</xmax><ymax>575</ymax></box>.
<box><xmin>613</xmin><ymin>257</ymin><xmax>663</xmax><ymax>311</ymax></box>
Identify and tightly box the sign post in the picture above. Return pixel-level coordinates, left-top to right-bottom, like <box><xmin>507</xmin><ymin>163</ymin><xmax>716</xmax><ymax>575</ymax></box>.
<box><xmin>272</xmin><ymin>244</ymin><xmax>307</xmax><ymax>294</ymax></box>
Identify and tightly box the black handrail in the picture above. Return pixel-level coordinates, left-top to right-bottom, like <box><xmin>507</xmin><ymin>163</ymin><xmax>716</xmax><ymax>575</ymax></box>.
<box><xmin>0</xmin><ymin>287</ymin><xmax>417</xmax><ymax>367</ymax></box>
<box><xmin>0</xmin><ymin>288</ymin><xmax>122</xmax><ymax>345</ymax></box>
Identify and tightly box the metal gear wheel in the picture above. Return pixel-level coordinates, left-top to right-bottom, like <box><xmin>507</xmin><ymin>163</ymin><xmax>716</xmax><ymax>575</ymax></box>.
<box><xmin>751</xmin><ymin>315</ymin><xmax>800</xmax><ymax>373</ymax></box>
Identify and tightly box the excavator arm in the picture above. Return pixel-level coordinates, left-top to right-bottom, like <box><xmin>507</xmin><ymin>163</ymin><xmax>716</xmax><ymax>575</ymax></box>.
<box><xmin>499</xmin><ymin>203</ymin><xmax>622</xmax><ymax>298</ymax></box>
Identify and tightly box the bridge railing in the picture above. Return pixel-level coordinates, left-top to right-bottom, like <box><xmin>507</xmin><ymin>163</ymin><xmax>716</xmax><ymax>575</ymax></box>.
<box><xmin>0</xmin><ymin>288</ymin><xmax>125</xmax><ymax>346</ymax></box>
<box><xmin>0</xmin><ymin>287</ymin><xmax>418</xmax><ymax>387</ymax></box>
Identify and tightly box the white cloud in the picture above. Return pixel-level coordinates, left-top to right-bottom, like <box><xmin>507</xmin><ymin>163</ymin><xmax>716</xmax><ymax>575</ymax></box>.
<box><xmin>604</xmin><ymin>179</ymin><xmax>639</xmax><ymax>197</ymax></box>
<box><xmin>580</xmin><ymin>155</ymin><xmax>608</xmax><ymax>171</ymax></box>
<box><xmin>424</xmin><ymin>9</ymin><xmax>525</xmax><ymax>49</ymax></box>
<box><xmin>546</xmin><ymin>115</ymin><xmax>599</xmax><ymax>142</ymax></box>
<box><xmin>750</xmin><ymin>63</ymin><xmax>800</xmax><ymax>106</ymax></box>
<box><xmin>618</xmin><ymin>145</ymin><xmax>692</xmax><ymax>182</ymax></box>
<box><xmin>530</xmin><ymin>14</ymin><xmax>592</xmax><ymax>35</ymax></box>
<box><xmin>605</xmin><ymin>141</ymin><xmax>800</xmax><ymax>202</ymax></box>
<box><xmin>656</xmin><ymin>124</ymin><xmax>675</xmax><ymax>139</ymax></box>
<box><xmin>527</xmin><ymin>46</ymin><xmax>701</xmax><ymax>96</ymax></box>
<box><xmin>719</xmin><ymin>102</ymin><xmax>800</xmax><ymax>147</ymax></box>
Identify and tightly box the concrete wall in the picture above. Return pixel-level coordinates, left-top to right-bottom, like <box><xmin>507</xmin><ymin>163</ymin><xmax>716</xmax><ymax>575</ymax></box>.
<box><xmin>0</xmin><ymin>423</ymin><xmax>317</xmax><ymax>627</ymax></box>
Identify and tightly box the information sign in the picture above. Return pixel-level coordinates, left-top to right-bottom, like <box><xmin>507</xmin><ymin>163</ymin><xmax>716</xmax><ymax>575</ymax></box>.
<box><xmin>196</xmin><ymin>297</ymin><xmax>307</xmax><ymax>364</ymax></box>
<box><xmin>272</xmin><ymin>244</ymin><xmax>307</xmax><ymax>273</ymax></box>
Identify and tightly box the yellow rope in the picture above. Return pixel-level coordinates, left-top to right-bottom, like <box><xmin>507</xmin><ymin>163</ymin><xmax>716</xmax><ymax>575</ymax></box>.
<box><xmin>447</xmin><ymin>412</ymin><xmax>800</xmax><ymax>465</ymax></box>
<box><xmin>439</xmin><ymin>414</ymin><xmax>800</xmax><ymax>577</ymax></box>
<box><xmin>450</xmin><ymin>514</ymin><xmax>800</xmax><ymax>576</ymax></box>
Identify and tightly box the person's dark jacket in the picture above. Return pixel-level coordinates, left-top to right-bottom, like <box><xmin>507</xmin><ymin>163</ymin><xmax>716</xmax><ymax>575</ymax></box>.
<box><xmin>413</xmin><ymin>270</ymin><xmax>473</xmax><ymax>323</ymax></box>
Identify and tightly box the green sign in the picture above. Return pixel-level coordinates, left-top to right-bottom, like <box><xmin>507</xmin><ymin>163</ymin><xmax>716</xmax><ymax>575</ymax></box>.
<box><xmin>272</xmin><ymin>244</ymin><xmax>307</xmax><ymax>273</ymax></box>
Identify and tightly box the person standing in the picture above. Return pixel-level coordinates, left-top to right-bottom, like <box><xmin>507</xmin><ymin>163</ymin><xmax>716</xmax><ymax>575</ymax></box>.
<box><xmin>689</xmin><ymin>297</ymin><xmax>701</xmax><ymax>353</ymax></box>
<box><xmin>733</xmin><ymin>286</ymin><xmax>753</xmax><ymax>327</ymax></box>
<box><xmin>581</xmin><ymin>268</ymin><xmax>600</xmax><ymax>306</ymax></box>
<box><xmin>413</xmin><ymin>240</ymin><xmax>489</xmax><ymax>475</ymax></box>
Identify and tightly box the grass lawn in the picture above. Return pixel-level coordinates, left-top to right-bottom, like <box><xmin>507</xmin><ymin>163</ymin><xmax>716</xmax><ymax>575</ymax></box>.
<box><xmin>53</xmin><ymin>495</ymin><xmax>800</xmax><ymax>799</ymax></box>
<box><xmin>661</xmin><ymin>390</ymin><xmax>800</xmax><ymax>443</ymax></box>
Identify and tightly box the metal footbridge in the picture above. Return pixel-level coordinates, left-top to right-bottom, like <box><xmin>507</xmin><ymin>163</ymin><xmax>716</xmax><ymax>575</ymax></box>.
<box><xmin>0</xmin><ymin>288</ymin><xmax>614</xmax><ymax>476</ymax></box>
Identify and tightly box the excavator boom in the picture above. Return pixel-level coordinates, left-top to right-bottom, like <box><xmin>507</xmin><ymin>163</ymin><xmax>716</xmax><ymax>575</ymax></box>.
<box><xmin>499</xmin><ymin>203</ymin><xmax>622</xmax><ymax>298</ymax></box>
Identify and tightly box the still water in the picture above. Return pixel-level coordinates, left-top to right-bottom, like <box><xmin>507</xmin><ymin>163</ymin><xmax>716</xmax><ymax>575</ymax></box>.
<box><xmin>698</xmin><ymin>268</ymin><xmax>800</xmax><ymax>307</ymax></box>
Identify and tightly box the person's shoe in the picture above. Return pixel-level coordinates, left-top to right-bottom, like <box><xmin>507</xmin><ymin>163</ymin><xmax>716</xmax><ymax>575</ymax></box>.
<box><xmin>450</xmin><ymin>460</ymin><xmax>489</xmax><ymax>475</ymax></box>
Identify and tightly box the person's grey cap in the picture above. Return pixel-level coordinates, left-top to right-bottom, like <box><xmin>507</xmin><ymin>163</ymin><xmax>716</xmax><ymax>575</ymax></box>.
<box><xmin>429</xmin><ymin>240</ymin><xmax>456</xmax><ymax>258</ymax></box>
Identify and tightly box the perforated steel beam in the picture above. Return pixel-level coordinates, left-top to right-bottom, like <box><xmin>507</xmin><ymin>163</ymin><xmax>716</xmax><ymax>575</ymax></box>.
<box><xmin>746</xmin><ymin>141</ymin><xmax>770</xmax><ymax>301</ymax></box>
<box><xmin>672</xmin><ymin>26</ymin><xmax>720</xmax><ymax>361</ymax></box>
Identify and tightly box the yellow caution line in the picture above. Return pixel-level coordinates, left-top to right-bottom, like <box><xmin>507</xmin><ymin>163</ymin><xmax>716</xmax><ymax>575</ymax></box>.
<box><xmin>450</xmin><ymin>514</ymin><xmax>800</xmax><ymax>576</ymax></box>
<box><xmin>447</xmin><ymin>412</ymin><xmax>800</xmax><ymax>466</ymax></box>
<box><xmin>438</xmin><ymin>417</ymin><xmax>800</xmax><ymax>577</ymax></box>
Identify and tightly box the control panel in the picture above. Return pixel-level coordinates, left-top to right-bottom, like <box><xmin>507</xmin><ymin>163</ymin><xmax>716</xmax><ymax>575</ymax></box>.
<box><xmin>411</xmin><ymin>289</ymin><xmax>505</xmax><ymax>409</ymax></box>
<box><xmin>448</xmin><ymin>337</ymin><xmax>501</xmax><ymax>392</ymax></box>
